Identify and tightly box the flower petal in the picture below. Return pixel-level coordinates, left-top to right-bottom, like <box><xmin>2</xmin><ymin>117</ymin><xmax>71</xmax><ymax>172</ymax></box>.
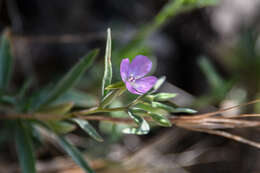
<box><xmin>128</xmin><ymin>55</ymin><xmax>152</xmax><ymax>79</ymax></box>
<box><xmin>120</xmin><ymin>58</ymin><xmax>130</xmax><ymax>82</ymax></box>
<box><xmin>133</xmin><ymin>76</ymin><xmax>157</xmax><ymax>94</ymax></box>
<box><xmin>125</xmin><ymin>82</ymin><xmax>142</xmax><ymax>95</ymax></box>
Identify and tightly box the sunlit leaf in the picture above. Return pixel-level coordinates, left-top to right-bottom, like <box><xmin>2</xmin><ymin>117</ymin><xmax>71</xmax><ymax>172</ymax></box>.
<box><xmin>152</xmin><ymin>76</ymin><xmax>166</xmax><ymax>92</ymax></box>
<box><xmin>152</xmin><ymin>92</ymin><xmax>178</xmax><ymax>101</ymax></box>
<box><xmin>57</xmin><ymin>135</ymin><xmax>95</xmax><ymax>173</ymax></box>
<box><xmin>102</xmin><ymin>28</ymin><xmax>113</xmax><ymax>97</ymax></box>
<box><xmin>15</xmin><ymin>121</ymin><xmax>36</xmax><ymax>173</ymax></box>
<box><xmin>72</xmin><ymin>118</ymin><xmax>103</xmax><ymax>142</ymax></box>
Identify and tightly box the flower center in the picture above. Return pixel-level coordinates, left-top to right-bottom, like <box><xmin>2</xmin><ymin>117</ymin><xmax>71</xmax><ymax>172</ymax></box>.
<box><xmin>127</xmin><ymin>75</ymin><xmax>136</xmax><ymax>83</ymax></box>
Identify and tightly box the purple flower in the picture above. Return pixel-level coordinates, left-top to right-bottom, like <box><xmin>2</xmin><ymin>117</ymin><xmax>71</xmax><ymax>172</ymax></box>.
<box><xmin>120</xmin><ymin>55</ymin><xmax>157</xmax><ymax>95</ymax></box>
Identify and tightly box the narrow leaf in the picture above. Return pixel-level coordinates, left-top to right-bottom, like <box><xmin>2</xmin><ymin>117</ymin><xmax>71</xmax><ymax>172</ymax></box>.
<box><xmin>72</xmin><ymin>118</ymin><xmax>103</xmax><ymax>142</ymax></box>
<box><xmin>151</xmin><ymin>101</ymin><xmax>197</xmax><ymax>114</ymax></box>
<box><xmin>149</xmin><ymin>113</ymin><xmax>172</xmax><ymax>127</ymax></box>
<box><xmin>15</xmin><ymin>121</ymin><xmax>36</xmax><ymax>173</ymax></box>
<box><xmin>153</xmin><ymin>92</ymin><xmax>178</xmax><ymax>101</ymax></box>
<box><xmin>122</xmin><ymin>111</ymin><xmax>150</xmax><ymax>135</ymax></box>
<box><xmin>46</xmin><ymin>121</ymin><xmax>76</xmax><ymax>134</ymax></box>
<box><xmin>0</xmin><ymin>31</ymin><xmax>13</xmax><ymax>92</ymax></box>
<box><xmin>152</xmin><ymin>76</ymin><xmax>166</xmax><ymax>92</ymax></box>
<box><xmin>57</xmin><ymin>135</ymin><xmax>95</xmax><ymax>173</ymax></box>
<box><xmin>102</xmin><ymin>28</ymin><xmax>112</xmax><ymax>97</ymax></box>
<box><xmin>18</xmin><ymin>78</ymin><xmax>33</xmax><ymax>100</ymax></box>
<box><xmin>100</xmin><ymin>87</ymin><xmax>126</xmax><ymax>108</ymax></box>
<box><xmin>55</xmin><ymin>89</ymin><xmax>98</xmax><ymax>107</ymax></box>
<box><xmin>38</xmin><ymin>102</ymin><xmax>74</xmax><ymax>114</ymax></box>
<box><xmin>39</xmin><ymin>49</ymin><xmax>99</xmax><ymax>108</ymax></box>
<box><xmin>136</xmin><ymin>102</ymin><xmax>168</xmax><ymax>115</ymax></box>
<box><xmin>172</xmin><ymin>107</ymin><xmax>197</xmax><ymax>114</ymax></box>
<box><xmin>151</xmin><ymin>101</ymin><xmax>175</xmax><ymax>112</ymax></box>
<box><xmin>105</xmin><ymin>81</ymin><xmax>124</xmax><ymax>90</ymax></box>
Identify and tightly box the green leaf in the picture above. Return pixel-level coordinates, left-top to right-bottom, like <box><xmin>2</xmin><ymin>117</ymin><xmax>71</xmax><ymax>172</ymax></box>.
<box><xmin>102</xmin><ymin>28</ymin><xmax>112</xmax><ymax>97</ymax></box>
<box><xmin>128</xmin><ymin>76</ymin><xmax>166</xmax><ymax>107</ymax></box>
<box><xmin>171</xmin><ymin>107</ymin><xmax>197</xmax><ymax>114</ymax></box>
<box><xmin>153</xmin><ymin>92</ymin><xmax>178</xmax><ymax>101</ymax></box>
<box><xmin>18</xmin><ymin>78</ymin><xmax>33</xmax><ymax>100</ymax></box>
<box><xmin>15</xmin><ymin>121</ymin><xmax>36</xmax><ymax>173</ymax></box>
<box><xmin>100</xmin><ymin>87</ymin><xmax>126</xmax><ymax>108</ymax></box>
<box><xmin>151</xmin><ymin>101</ymin><xmax>197</xmax><ymax>114</ymax></box>
<box><xmin>136</xmin><ymin>102</ymin><xmax>168</xmax><ymax>115</ymax></box>
<box><xmin>72</xmin><ymin>118</ymin><xmax>103</xmax><ymax>142</ymax></box>
<box><xmin>38</xmin><ymin>102</ymin><xmax>74</xmax><ymax>114</ymax></box>
<box><xmin>152</xmin><ymin>76</ymin><xmax>166</xmax><ymax>92</ymax></box>
<box><xmin>45</xmin><ymin>121</ymin><xmax>76</xmax><ymax>134</ymax></box>
<box><xmin>122</xmin><ymin>111</ymin><xmax>150</xmax><ymax>135</ymax></box>
<box><xmin>105</xmin><ymin>81</ymin><xmax>124</xmax><ymax>90</ymax></box>
<box><xmin>57</xmin><ymin>135</ymin><xmax>95</xmax><ymax>173</ymax></box>
<box><xmin>198</xmin><ymin>56</ymin><xmax>224</xmax><ymax>89</ymax></box>
<box><xmin>0</xmin><ymin>31</ymin><xmax>13</xmax><ymax>92</ymax></box>
<box><xmin>38</xmin><ymin>49</ymin><xmax>99</xmax><ymax>108</ymax></box>
<box><xmin>151</xmin><ymin>101</ymin><xmax>175</xmax><ymax>112</ymax></box>
<box><xmin>149</xmin><ymin>113</ymin><xmax>172</xmax><ymax>127</ymax></box>
<box><xmin>55</xmin><ymin>89</ymin><xmax>98</xmax><ymax>107</ymax></box>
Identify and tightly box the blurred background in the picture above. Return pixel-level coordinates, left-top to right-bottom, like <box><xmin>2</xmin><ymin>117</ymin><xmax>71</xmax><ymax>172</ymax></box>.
<box><xmin>1</xmin><ymin>0</ymin><xmax>260</xmax><ymax>172</ymax></box>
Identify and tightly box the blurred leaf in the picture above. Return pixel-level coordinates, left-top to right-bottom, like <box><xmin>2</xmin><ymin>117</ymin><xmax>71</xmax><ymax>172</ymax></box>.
<box><xmin>46</xmin><ymin>121</ymin><xmax>76</xmax><ymax>134</ymax></box>
<box><xmin>114</xmin><ymin>0</ymin><xmax>218</xmax><ymax>67</ymax></box>
<box><xmin>72</xmin><ymin>118</ymin><xmax>103</xmax><ymax>142</ymax></box>
<box><xmin>0</xmin><ymin>95</ymin><xmax>16</xmax><ymax>104</ymax></box>
<box><xmin>38</xmin><ymin>102</ymin><xmax>74</xmax><ymax>114</ymax></box>
<box><xmin>122</xmin><ymin>111</ymin><xmax>150</xmax><ymax>135</ymax></box>
<box><xmin>149</xmin><ymin>113</ymin><xmax>172</xmax><ymax>127</ymax></box>
<box><xmin>18</xmin><ymin>78</ymin><xmax>33</xmax><ymax>100</ymax></box>
<box><xmin>38</xmin><ymin>49</ymin><xmax>99</xmax><ymax>108</ymax></box>
<box><xmin>15</xmin><ymin>121</ymin><xmax>36</xmax><ymax>173</ymax></box>
<box><xmin>102</xmin><ymin>28</ymin><xmax>112</xmax><ymax>97</ymax></box>
<box><xmin>0</xmin><ymin>31</ymin><xmax>13</xmax><ymax>93</ymax></box>
<box><xmin>57</xmin><ymin>135</ymin><xmax>95</xmax><ymax>173</ymax></box>
<box><xmin>55</xmin><ymin>89</ymin><xmax>98</xmax><ymax>107</ymax></box>
<box><xmin>105</xmin><ymin>81</ymin><xmax>124</xmax><ymax>90</ymax></box>
<box><xmin>198</xmin><ymin>57</ymin><xmax>224</xmax><ymax>89</ymax></box>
